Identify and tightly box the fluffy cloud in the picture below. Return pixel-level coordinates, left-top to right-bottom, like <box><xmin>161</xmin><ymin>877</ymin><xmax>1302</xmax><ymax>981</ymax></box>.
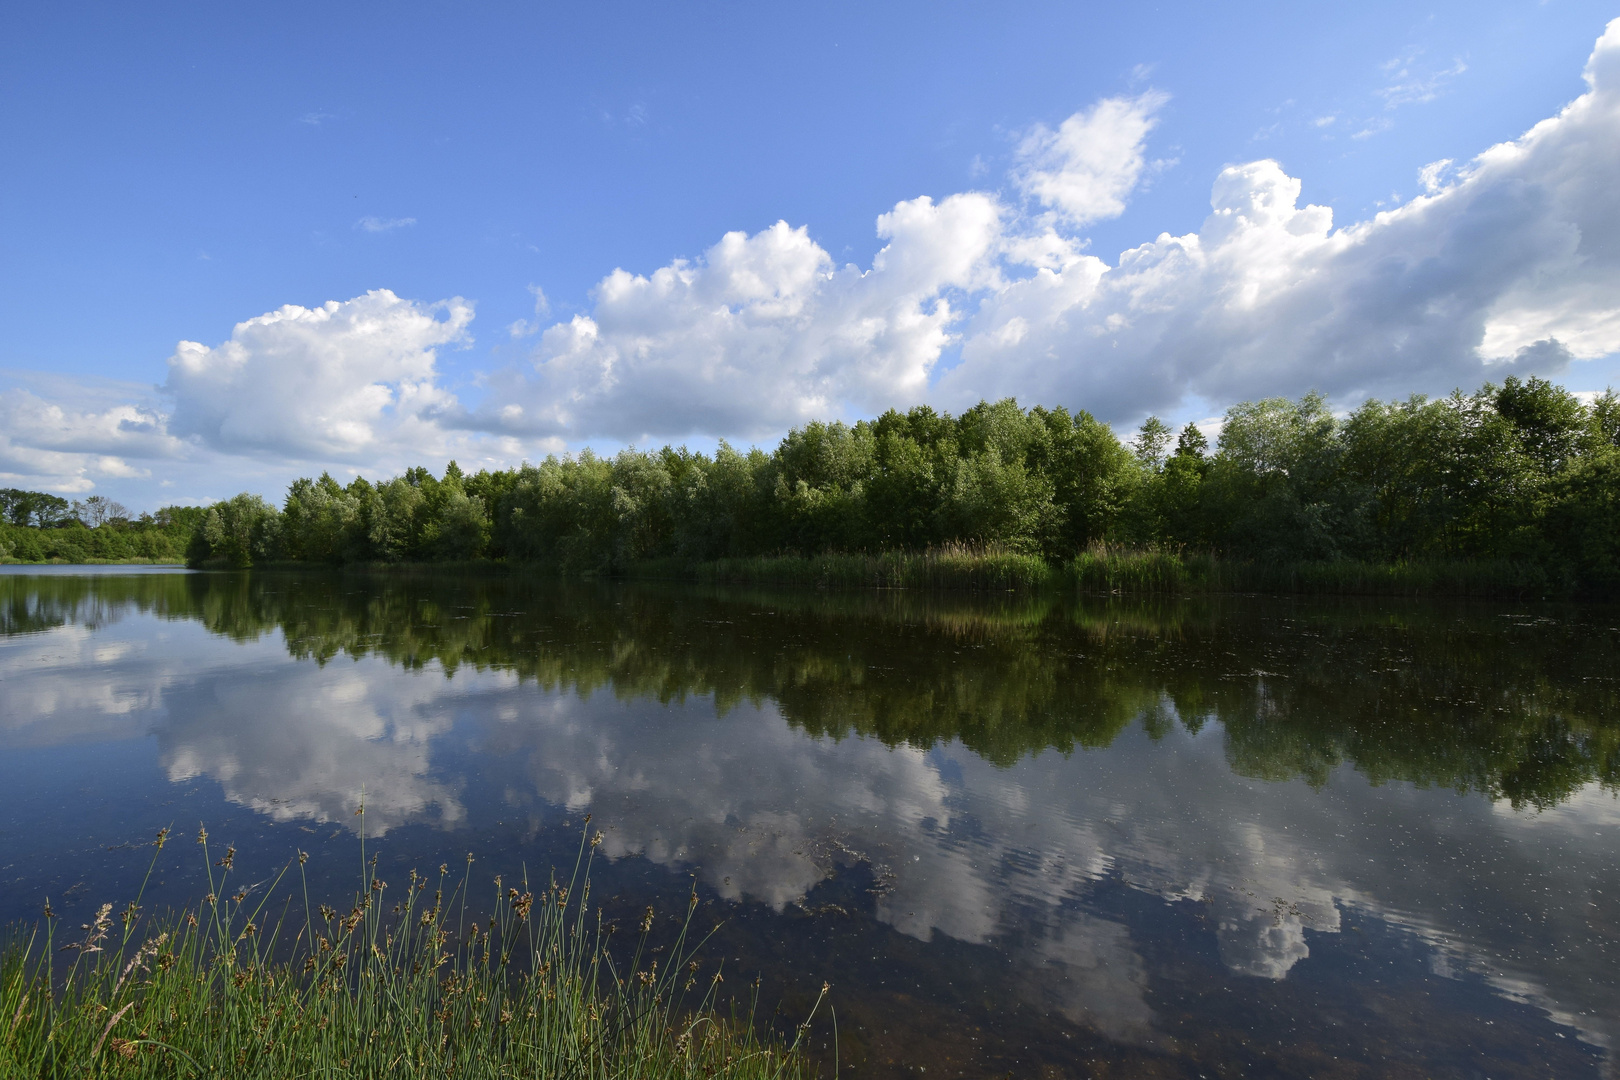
<box><xmin>8</xmin><ymin>21</ymin><xmax>1620</xmax><ymax>500</ymax></box>
<box><xmin>470</xmin><ymin>196</ymin><xmax>1003</xmax><ymax>440</ymax></box>
<box><xmin>164</xmin><ymin>289</ymin><xmax>474</xmax><ymax>460</ymax></box>
<box><xmin>1</xmin><ymin>290</ymin><xmax>508</xmax><ymax>501</ymax></box>
<box><xmin>1012</xmin><ymin>90</ymin><xmax>1170</xmax><ymax>226</ymax></box>
<box><xmin>945</xmin><ymin>18</ymin><xmax>1620</xmax><ymax>417</ymax></box>
<box><xmin>463</xmin><ymin>22</ymin><xmax>1620</xmax><ymax>437</ymax></box>
<box><xmin>465</xmin><ymin>93</ymin><xmax>1163</xmax><ymax>441</ymax></box>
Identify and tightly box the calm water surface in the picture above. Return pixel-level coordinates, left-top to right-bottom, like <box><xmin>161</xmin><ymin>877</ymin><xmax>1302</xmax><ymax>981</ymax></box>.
<box><xmin>2</xmin><ymin>568</ymin><xmax>1618</xmax><ymax>1078</ymax></box>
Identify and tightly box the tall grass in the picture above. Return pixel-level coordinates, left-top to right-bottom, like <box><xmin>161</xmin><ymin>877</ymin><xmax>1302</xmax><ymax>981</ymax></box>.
<box><xmin>1068</xmin><ymin>545</ymin><xmax>1195</xmax><ymax>593</ymax></box>
<box><xmin>631</xmin><ymin>544</ymin><xmax>1567</xmax><ymax>599</ymax></box>
<box><xmin>0</xmin><ymin>822</ymin><xmax>822</xmax><ymax>1079</ymax></box>
<box><xmin>631</xmin><ymin>544</ymin><xmax>1057</xmax><ymax>592</ymax></box>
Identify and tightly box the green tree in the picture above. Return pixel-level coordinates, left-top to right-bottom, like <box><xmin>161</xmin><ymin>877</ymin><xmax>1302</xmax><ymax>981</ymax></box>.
<box><xmin>187</xmin><ymin>494</ymin><xmax>281</xmax><ymax>568</ymax></box>
<box><xmin>1033</xmin><ymin>406</ymin><xmax>1136</xmax><ymax>553</ymax></box>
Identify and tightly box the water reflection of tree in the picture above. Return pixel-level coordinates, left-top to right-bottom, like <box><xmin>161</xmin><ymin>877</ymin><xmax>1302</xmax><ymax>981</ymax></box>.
<box><xmin>54</xmin><ymin>570</ymin><xmax>1620</xmax><ymax>809</ymax></box>
<box><xmin>0</xmin><ymin>572</ymin><xmax>196</xmax><ymax>636</ymax></box>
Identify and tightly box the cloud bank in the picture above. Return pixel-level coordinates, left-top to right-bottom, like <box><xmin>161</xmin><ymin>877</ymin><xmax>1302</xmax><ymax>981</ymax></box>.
<box><xmin>4</xmin><ymin>20</ymin><xmax>1619</xmax><ymax>497</ymax></box>
<box><xmin>469</xmin><ymin>19</ymin><xmax>1620</xmax><ymax>438</ymax></box>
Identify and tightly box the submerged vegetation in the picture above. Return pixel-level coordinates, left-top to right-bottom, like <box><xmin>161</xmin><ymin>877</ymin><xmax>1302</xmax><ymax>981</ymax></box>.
<box><xmin>0</xmin><ymin>825</ymin><xmax>819</xmax><ymax>1079</ymax></box>
<box><xmin>177</xmin><ymin>377</ymin><xmax>1620</xmax><ymax>596</ymax></box>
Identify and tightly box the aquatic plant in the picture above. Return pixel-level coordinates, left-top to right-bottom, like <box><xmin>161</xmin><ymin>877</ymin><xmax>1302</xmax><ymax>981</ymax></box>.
<box><xmin>0</xmin><ymin>823</ymin><xmax>822</xmax><ymax>1079</ymax></box>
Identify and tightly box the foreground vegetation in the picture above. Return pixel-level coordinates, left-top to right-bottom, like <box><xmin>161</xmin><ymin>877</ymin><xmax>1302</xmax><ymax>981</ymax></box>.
<box><xmin>177</xmin><ymin>377</ymin><xmax>1620</xmax><ymax>595</ymax></box>
<box><xmin>0</xmin><ymin>826</ymin><xmax>819</xmax><ymax>1079</ymax></box>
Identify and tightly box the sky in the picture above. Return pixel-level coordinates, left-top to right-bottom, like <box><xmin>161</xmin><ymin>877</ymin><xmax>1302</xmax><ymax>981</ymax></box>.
<box><xmin>3</xmin><ymin>1</ymin><xmax>1619</xmax><ymax>510</ymax></box>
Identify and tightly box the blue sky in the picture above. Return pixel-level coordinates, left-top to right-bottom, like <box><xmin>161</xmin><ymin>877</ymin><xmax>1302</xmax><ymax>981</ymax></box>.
<box><xmin>3</xmin><ymin>1</ymin><xmax>1619</xmax><ymax>508</ymax></box>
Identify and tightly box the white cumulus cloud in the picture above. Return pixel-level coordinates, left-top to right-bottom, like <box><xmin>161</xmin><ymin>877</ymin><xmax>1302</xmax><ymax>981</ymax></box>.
<box><xmin>945</xmin><ymin>18</ymin><xmax>1620</xmax><ymax>417</ymax></box>
<box><xmin>164</xmin><ymin>289</ymin><xmax>474</xmax><ymax>461</ymax></box>
<box><xmin>1013</xmin><ymin>91</ymin><xmax>1170</xmax><ymax>226</ymax></box>
<box><xmin>471</xmin><ymin>196</ymin><xmax>1003</xmax><ymax>440</ymax></box>
<box><xmin>9</xmin><ymin>20</ymin><xmax>1620</xmax><ymax>503</ymax></box>
<box><xmin>474</xmin><ymin>21</ymin><xmax>1620</xmax><ymax>438</ymax></box>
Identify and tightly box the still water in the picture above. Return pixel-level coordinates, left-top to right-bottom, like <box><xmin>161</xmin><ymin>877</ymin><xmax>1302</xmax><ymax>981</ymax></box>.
<box><xmin>2</xmin><ymin>567</ymin><xmax>1617</xmax><ymax>1077</ymax></box>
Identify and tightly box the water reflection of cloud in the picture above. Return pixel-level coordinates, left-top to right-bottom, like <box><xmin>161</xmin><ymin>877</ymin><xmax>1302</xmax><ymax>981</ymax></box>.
<box><xmin>156</xmin><ymin>664</ymin><xmax>473</xmax><ymax>835</ymax></box>
<box><xmin>463</xmin><ymin>687</ymin><xmax>1615</xmax><ymax>1054</ymax></box>
<box><xmin>1020</xmin><ymin>912</ymin><xmax>1157</xmax><ymax>1044</ymax></box>
<box><xmin>0</xmin><ymin>618</ymin><xmax>470</xmax><ymax>835</ymax></box>
<box><xmin>5</xmin><ymin>611</ymin><xmax>1617</xmax><ymax>1056</ymax></box>
<box><xmin>0</xmin><ymin>622</ymin><xmax>218</xmax><ymax>744</ymax></box>
<box><xmin>478</xmin><ymin>693</ymin><xmax>954</xmax><ymax>912</ymax></box>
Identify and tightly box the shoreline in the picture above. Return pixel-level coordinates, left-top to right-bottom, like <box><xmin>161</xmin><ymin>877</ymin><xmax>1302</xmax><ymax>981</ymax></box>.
<box><xmin>632</xmin><ymin>549</ymin><xmax>1570</xmax><ymax>599</ymax></box>
<box><xmin>0</xmin><ymin>556</ymin><xmax>185</xmax><ymax>566</ymax></box>
<box><xmin>167</xmin><ymin>548</ymin><xmax>1589</xmax><ymax>599</ymax></box>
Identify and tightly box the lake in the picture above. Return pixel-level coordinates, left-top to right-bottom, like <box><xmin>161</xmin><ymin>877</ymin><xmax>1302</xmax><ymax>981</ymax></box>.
<box><xmin>2</xmin><ymin>566</ymin><xmax>1617</xmax><ymax>1077</ymax></box>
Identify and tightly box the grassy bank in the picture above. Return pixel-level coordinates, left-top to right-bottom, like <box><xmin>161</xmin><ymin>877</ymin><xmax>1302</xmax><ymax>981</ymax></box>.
<box><xmin>629</xmin><ymin>546</ymin><xmax>1570</xmax><ymax>599</ymax></box>
<box><xmin>0</xmin><ymin>828</ymin><xmax>819</xmax><ymax>1079</ymax></box>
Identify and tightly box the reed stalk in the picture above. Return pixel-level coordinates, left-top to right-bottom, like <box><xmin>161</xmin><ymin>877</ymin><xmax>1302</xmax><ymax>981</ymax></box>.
<box><xmin>0</xmin><ymin>821</ymin><xmax>822</xmax><ymax>1079</ymax></box>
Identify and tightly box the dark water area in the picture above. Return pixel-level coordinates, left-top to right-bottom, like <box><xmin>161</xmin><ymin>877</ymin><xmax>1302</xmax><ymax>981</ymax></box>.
<box><xmin>2</xmin><ymin>567</ymin><xmax>1618</xmax><ymax>1078</ymax></box>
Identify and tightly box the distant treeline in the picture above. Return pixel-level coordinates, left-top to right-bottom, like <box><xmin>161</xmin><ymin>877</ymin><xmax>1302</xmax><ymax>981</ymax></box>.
<box><xmin>0</xmin><ymin>490</ymin><xmax>202</xmax><ymax>564</ymax></box>
<box><xmin>183</xmin><ymin>375</ymin><xmax>1620</xmax><ymax>592</ymax></box>
<box><xmin>184</xmin><ymin>376</ymin><xmax>1620</xmax><ymax>592</ymax></box>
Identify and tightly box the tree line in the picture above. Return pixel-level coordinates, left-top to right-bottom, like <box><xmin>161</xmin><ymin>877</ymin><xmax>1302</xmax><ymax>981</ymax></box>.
<box><xmin>0</xmin><ymin>490</ymin><xmax>202</xmax><ymax>563</ymax></box>
<box><xmin>182</xmin><ymin>376</ymin><xmax>1620</xmax><ymax>591</ymax></box>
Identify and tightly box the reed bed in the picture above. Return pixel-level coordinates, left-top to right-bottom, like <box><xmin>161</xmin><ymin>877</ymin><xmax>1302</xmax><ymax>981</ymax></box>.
<box><xmin>634</xmin><ymin>544</ymin><xmax>1057</xmax><ymax>592</ymax></box>
<box><xmin>1068</xmin><ymin>546</ymin><xmax>1195</xmax><ymax>594</ymax></box>
<box><xmin>231</xmin><ymin>547</ymin><xmax>1566</xmax><ymax>599</ymax></box>
<box><xmin>633</xmin><ymin>544</ymin><xmax>1560</xmax><ymax>598</ymax></box>
<box><xmin>0</xmin><ymin>824</ymin><xmax>821</xmax><ymax>1079</ymax></box>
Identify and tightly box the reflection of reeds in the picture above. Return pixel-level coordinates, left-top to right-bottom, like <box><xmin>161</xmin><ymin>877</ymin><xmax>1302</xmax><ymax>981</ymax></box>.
<box><xmin>631</xmin><ymin>545</ymin><xmax>1564</xmax><ymax>599</ymax></box>
<box><xmin>1071</xmin><ymin>545</ymin><xmax>1559</xmax><ymax>599</ymax></box>
<box><xmin>0</xmin><ymin>824</ymin><xmax>820</xmax><ymax>1078</ymax></box>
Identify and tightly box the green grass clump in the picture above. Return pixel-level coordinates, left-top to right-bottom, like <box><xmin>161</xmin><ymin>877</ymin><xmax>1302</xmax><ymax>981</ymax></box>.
<box><xmin>1068</xmin><ymin>545</ymin><xmax>1195</xmax><ymax>593</ymax></box>
<box><xmin>0</xmin><ymin>825</ymin><xmax>821</xmax><ymax>1079</ymax></box>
